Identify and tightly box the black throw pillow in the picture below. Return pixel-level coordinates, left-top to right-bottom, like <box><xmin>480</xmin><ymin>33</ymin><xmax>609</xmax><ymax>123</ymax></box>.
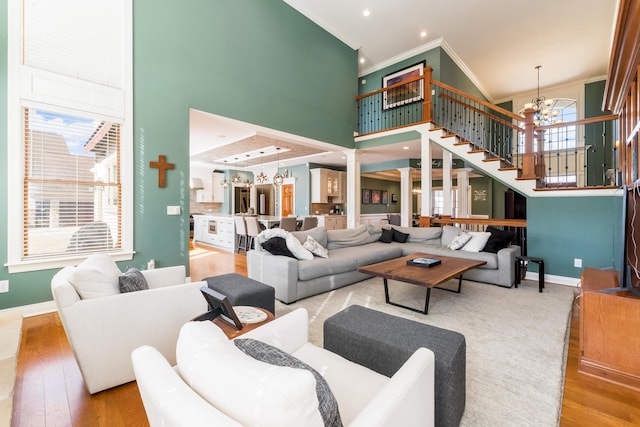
<box><xmin>482</xmin><ymin>226</ymin><xmax>515</xmax><ymax>253</ymax></box>
<box><xmin>392</xmin><ymin>228</ymin><xmax>409</xmax><ymax>243</ymax></box>
<box><xmin>379</xmin><ymin>228</ymin><xmax>394</xmax><ymax>243</ymax></box>
<box><xmin>119</xmin><ymin>267</ymin><xmax>149</xmax><ymax>293</ymax></box>
<box><xmin>262</xmin><ymin>237</ymin><xmax>296</xmax><ymax>258</ymax></box>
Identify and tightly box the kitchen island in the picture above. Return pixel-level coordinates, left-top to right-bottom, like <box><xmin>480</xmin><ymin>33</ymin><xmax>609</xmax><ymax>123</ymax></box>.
<box><xmin>192</xmin><ymin>214</ymin><xmax>235</xmax><ymax>251</ymax></box>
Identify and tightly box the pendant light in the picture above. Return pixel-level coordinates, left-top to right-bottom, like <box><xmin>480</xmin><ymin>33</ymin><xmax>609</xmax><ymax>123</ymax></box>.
<box><xmin>256</xmin><ymin>151</ymin><xmax>268</xmax><ymax>183</ymax></box>
<box><xmin>231</xmin><ymin>157</ymin><xmax>241</xmax><ymax>184</ymax></box>
<box><xmin>220</xmin><ymin>160</ymin><xmax>229</xmax><ymax>187</ymax></box>
<box><xmin>273</xmin><ymin>147</ymin><xmax>284</xmax><ymax>186</ymax></box>
<box><xmin>244</xmin><ymin>154</ymin><xmax>252</xmax><ymax>188</ymax></box>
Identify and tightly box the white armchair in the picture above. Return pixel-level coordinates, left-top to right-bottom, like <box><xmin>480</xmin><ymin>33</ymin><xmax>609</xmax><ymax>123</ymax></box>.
<box><xmin>132</xmin><ymin>308</ymin><xmax>435</xmax><ymax>427</ymax></box>
<box><xmin>51</xmin><ymin>256</ymin><xmax>207</xmax><ymax>394</ymax></box>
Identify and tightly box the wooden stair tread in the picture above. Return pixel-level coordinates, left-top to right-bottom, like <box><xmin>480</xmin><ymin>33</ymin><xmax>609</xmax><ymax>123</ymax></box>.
<box><xmin>453</xmin><ymin>141</ymin><xmax>472</xmax><ymax>146</ymax></box>
<box><xmin>498</xmin><ymin>167</ymin><xmax>519</xmax><ymax>171</ymax></box>
<box><xmin>442</xmin><ymin>133</ymin><xmax>459</xmax><ymax>139</ymax></box>
<box><xmin>468</xmin><ymin>149</ymin><xmax>486</xmax><ymax>154</ymax></box>
<box><xmin>482</xmin><ymin>158</ymin><xmax>502</xmax><ymax>162</ymax></box>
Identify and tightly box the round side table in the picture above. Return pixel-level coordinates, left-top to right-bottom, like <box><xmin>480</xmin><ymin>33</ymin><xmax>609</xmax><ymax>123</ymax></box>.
<box><xmin>213</xmin><ymin>307</ymin><xmax>275</xmax><ymax>339</ymax></box>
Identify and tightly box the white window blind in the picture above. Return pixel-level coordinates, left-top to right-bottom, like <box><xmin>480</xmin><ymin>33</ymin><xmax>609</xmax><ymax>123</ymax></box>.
<box><xmin>23</xmin><ymin>108</ymin><xmax>122</xmax><ymax>259</ymax></box>
<box><xmin>22</xmin><ymin>0</ymin><xmax>124</xmax><ymax>88</ymax></box>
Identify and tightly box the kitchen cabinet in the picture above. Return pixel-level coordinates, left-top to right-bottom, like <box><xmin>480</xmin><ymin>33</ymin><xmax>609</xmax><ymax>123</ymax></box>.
<box><xmin>331</xmin><ymin>171</ymin><xmax>346</xmax><ymax>203</ymax></box>
<box><xmin>193</xmin><ymin>215</ymin><xmax>234</xmax><ymax>251</ymax></box>
<box><xmin>311</xmin><ymin>169</ymin><xmax>345</xmax><ymax>203</ymax></box>
<box><xmin>193</xmin><ymin>171</ymin><xmax>225</xmax><ymax>203</ymax></box>
<box><xmin>323</xmin><ymin>215</ymin><xmax>346</xmax><ymax>230</ymax></box>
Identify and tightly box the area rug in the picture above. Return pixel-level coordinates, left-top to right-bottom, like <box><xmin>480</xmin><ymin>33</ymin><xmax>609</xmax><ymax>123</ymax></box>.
<box><xmin>274</xmin><ymin>278</ymin><xmax>575</xmax><ymax>427</ymax></box>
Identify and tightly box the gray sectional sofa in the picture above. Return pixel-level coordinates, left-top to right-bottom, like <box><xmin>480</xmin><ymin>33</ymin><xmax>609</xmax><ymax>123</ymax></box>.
<box><xmin>247</xmin><ymin>224</ymin><xmax>520</xmax><ymax>304</ymax></box>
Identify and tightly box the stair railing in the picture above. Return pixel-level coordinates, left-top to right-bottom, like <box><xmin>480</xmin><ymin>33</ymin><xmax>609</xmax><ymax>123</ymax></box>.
<box><xmin>356</xmin><ymin>65</ymin><xmax>620</xmax><ymax>189</ymax></box>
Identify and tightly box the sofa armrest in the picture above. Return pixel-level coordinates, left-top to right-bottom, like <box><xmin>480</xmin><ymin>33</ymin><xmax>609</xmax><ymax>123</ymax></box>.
<box><xmin>238</xmin><ymin>308</ymin><xmax>308</xmax><ymax>354</ymax></box>
<box><xmin>59</xmin><ymin>280</ymin><xmax>208</xmax><ymax>393</ymax></box>
<box><xmin>143</xmin><ymin>265</ymin><xmax>187</xmax><ymax>289</ymax></box>
<box><xmin>497</xmin><ymin>245</ymin><xmax>521</xmax><ymax>286</ymax></box>
<box><xmin>132</xmin><ymin>345</ymin><xmax>243</xmax><ymax>427</ymax></box>
<box><xmin>350</xmin><ymin>348</ymin><xmax>435</xmax><ymax>427</ymax></box>
<box><xmin>246</xmin><ymin>250</ymin><xmax>299</xmax><ymax>303</ymax></box>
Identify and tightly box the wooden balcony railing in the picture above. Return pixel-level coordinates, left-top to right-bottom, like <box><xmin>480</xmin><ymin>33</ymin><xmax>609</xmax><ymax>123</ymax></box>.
<box><xmin>356</xmin><ymin>65</ymin><xmax>620</xmax><ymax>188</ymax></box>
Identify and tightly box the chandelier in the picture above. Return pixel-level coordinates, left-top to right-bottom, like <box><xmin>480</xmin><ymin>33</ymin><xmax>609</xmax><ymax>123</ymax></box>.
<box><xmin>256</xmin><ymin>151</ymin><xmax>268</xmax><ymax>183</ymax></box>
<box><xmin>273</xmin><ymin>147</ymin><xmax>284</xmax><ymax>186</ymax></box>
<box><xmin>231</xmin><ymin>157</ymin><xmax>241</xmax><ymax>184</ymax></box>
<box><xmin>523</xmin><ymin>65</ymin><xmax>561</xmax><ymax>126</ymax></box>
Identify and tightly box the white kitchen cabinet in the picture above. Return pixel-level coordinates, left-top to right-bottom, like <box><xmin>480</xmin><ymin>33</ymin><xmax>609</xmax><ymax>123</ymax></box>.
<box><xmin>193</xmin><ymin>215</ymin><xmax>234</xmax><ymax>251</ymax></box>
<box><xmin>211</xmin><ymin>172</ymin><xmax>226</xmax><ymax>203</ymax></box>
<box><xmin>192</xmin><ymin>170</ymin><xmax>225</xmax><ymax>203</ymax></box>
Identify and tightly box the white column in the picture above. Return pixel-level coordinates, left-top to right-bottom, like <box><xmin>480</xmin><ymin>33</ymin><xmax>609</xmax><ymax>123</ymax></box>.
<box><xmin>345</xmin><ymin>149</ymin><xmax>360</xmax><ymax>229</ymax></box>
<box><xmin>456</xmin><ymin>168</ymin><xmax>472</xmax><ymax>218</ymax></box>
<box><xmin>420</xmin><ymin>134</ymin><xmax>432</xmax><ymax>217</ymax></box>
<box><xmin>398</xmin><ymin>167</ymin><xmax>413</xmax><ymax>227</ymax></box>
<box><xmin>442</xmin><ymin>150</ymin><xmax>453</xmax><ymax>216</ymax></box>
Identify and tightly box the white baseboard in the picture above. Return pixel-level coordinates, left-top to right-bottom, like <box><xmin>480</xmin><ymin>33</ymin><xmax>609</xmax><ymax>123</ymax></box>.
<box><xmin>525</xmin><ymin>272</ymin><xmax>580</xmax><ymax>288</ymax></box>
<box><xmin>0</xmin><ymin>300</ymin><xmax>57</xmax><ymax>318</ymax></box>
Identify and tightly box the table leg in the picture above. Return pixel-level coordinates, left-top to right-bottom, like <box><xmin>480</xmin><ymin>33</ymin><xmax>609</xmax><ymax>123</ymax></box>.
<box><xmin>435</xmin><ymin>276</ymin><xmax>463</xmax><ymax>293</ymax></box>
<box><xmin>383</xmin><ymin>278</ymin><xmax>431</xmax><ymax>315</ymax></box>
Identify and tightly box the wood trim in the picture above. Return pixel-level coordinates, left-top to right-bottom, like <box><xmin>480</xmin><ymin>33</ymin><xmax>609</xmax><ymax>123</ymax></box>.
<box><xmin>430</xmin><ymin>217</ymin><xmax>526</xmax><ymax>228</ymax></box>
<box><xmin>355</xmin><ymin>72</ymin><xmax>428</xmax><ymax>101</ymax></box>
<box><xmin>536</xmin><ymin>114</ymin><xmax>619</xmax><ymax>131</ymax></box>
<box><xmin>355</xmin><ymin>120</ymin><xmax>432</xmax><ymax>138</ymax></box>
<box><xmin>604</xmin><ymin>0</ymin><xmax>640</xmax><ymax>113</ymax></box>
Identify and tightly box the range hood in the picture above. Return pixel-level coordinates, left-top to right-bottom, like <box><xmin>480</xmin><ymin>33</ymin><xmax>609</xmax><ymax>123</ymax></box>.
<box><xmin>189</xmin><ymin>177</ymin><xmax>204</xmax><ymax>190</ymax></box>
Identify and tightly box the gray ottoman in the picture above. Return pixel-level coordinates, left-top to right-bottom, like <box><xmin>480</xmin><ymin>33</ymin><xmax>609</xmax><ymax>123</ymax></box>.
<box><xmin>324</xmin><ymin>305</ymin><xmax>465</xmax><ymax>427</ymax></box>
<box><xmin>203</xmin><ymin>273</ymin><xmax>275</xmax><ymax>314</ymax></box>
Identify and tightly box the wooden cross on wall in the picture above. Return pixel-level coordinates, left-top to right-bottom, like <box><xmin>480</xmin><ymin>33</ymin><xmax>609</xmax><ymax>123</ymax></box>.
<box><xmin>149</xmin><ymin>155</ymin><xmax>175</xmax><ymax>188</ymax></box>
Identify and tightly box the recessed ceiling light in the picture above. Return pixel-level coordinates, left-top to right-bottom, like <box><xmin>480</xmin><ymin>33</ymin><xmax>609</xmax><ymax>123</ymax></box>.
<box><xmin>359</xmin><ymin>58</ymin><xmax>365</xmax><ymax>64</ymax></box>
<box><xmin>420</xmin><ymin>31</ymin><xmax>427</xmax><ymax>38</ymax></box>
<box><xmin>362</xmin><ymin>9</ymin><xmax>370</xmax><ymax>17</ymax></box>
<box><xmin>403</xmin><ymin>146</ymin><xmax>409</xmax><ymax>150</ymax></box>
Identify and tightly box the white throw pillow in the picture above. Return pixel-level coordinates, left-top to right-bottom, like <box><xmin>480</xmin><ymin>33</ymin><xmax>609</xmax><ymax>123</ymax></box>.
<box><xmin>303</xmin><ymin>235</ymin><xmax>329</xmax><ymax>258</ymax></box>
<box><xmin>285</xmin><ymin>233</ymin><xmax>314</xmax><ymax>260</ymax></box>
<box><xmin>463</xmin><ymin>231</ymin><xmax>492</xmax><ymax>252</ymax></box>
<box><xmin>68</xmin><ymin>254</ymin><xmax>121</xmax><ymax>299</ymax></box>
<box><xmin>177</xmin><ymin>321</ymin><xmax>323</xmax><ymax>427</ymax></box>
<box><xmin>447</xmin><ymin>232</ymin><xmax>472</xmax><ymax>250</ymax></box>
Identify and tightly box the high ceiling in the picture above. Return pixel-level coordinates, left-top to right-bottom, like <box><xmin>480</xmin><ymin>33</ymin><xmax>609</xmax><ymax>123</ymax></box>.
<box><xmin>191</xmin><ymin>0</ymin><xmax>618</xmax><ymax>174</ymax></box>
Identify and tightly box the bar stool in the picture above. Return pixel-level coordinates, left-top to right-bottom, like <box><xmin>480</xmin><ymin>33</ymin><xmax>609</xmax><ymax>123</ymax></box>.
<box><xmin>234</xmin><ymin>217</ymin><xmax>248</xmax><ymax>253</ymax></box>
<box><xmin>515</xmin><ymin>255</ymin><xmax>545</xmax><ymax>293</ymax></box>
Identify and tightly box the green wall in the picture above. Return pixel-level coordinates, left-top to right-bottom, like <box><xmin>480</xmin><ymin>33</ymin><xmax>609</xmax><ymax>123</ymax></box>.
<box><xmin>527</xmin><ymin>196</ymin><xmax>622</xmax><ymax>277</ymax></box>
<box><xmin>0</xmin><ymin>0</ymin><xmax>357</xmax><ymax>309</ymax></box>
<box><xmin>361</xmin><ymin>177</ymin><xmax>401</xmax><ymax>214</ymax></box>
<box><xmin>584</xmin><ymin>80</ymin><xmax>615</xmax><ymax>186</ymax></box>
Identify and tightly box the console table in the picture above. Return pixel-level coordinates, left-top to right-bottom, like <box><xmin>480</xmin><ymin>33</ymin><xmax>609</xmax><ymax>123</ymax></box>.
<box><xmin>579</xmin><ymin>268</ymin><xmax>640</xmax><ymax>390</ymax></box>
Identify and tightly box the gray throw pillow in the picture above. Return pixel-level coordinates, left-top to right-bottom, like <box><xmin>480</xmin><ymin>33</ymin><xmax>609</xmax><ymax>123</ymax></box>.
<box><xmin>234</xmin><ymin>338</ymin><xmax>343</xmax><ymax>427</ymax></box>
<box><xmin>118</xmin><ymin>267</ymin><xmax>149</xmax><ymax>293</ymax></box>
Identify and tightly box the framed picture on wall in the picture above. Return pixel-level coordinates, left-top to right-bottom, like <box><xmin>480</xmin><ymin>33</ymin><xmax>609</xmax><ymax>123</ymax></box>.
<box><xmin>391</xmin><ymin>193</ymin><xmax>398</xmax><ymax>203</ymax></box>
<box><xmin>362</xmin><ymin>189</ymin><xmax>371</xmax><ymax>204</ymax></box>
<box><xmin>371</xmin><ymin>190</ymin><xmax>381</xmax><ymax>204</ymax></box>
<box><xmin>382</xmin><ymin>61</ymin><xmax>425</xmax><ymax>110</ymax></box>
<box><xmin>382</xmin><ymin>191</ymin><xmax>389</xmax><ymax>205</ymax></box>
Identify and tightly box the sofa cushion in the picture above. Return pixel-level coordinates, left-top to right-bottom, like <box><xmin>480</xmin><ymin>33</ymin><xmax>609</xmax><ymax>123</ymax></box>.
<box><xmin>297</xmin><ymin>249</ymin><xmax>360</xmax><ymax>281</ymax></box>
<box><xmin>118</xmin><ymin>267</ymin><xmax>149</xmax><ymax>293</ymax></box>
<box><xmin>379</xmin><ymin>228</ymin><xmax>394</xmax><ymax>243</ymax></box>
<box><xmin>263</xmin><ymin>237</ymin><xmax>296</xmax><ymax>258</ymax></box>
<box><xmin>482</xmin><ymin>226</ymin><xmax>515</xmax><ymax>253</ymax></box>
<box><xmin>366</xmin><ymin>225</ymin><xmax>383</xmax><ymax>242</ymax></box>
<box><xmin>392</xmin><ymin>229</ymin><xmax>410</xmax><ymax>243</ymax></box>
<box><xmin>177</xmin><ymin>321</ymin><xmax>324</xmax><ymax>427</ymax></box>
<box><xmin>68</xmin><ymin>253</ymin><xmax>121</xmax><ymax>299</ymax></box>
<box><xmin>391</xmin><ymin>226</ymin><xmax>442</xmax><ymax>244</ymax></box>
<box><xmin>303</xmin><ymin>235</ymin><xmax>329</xmax><ymax>258</ymax></box>
<box><xmin>292</xmin><ymin>227</ymin><xmax>328</xmax><ymax>249</ymax></box>
<box><xmin>353</xmin><ymin>242</ymin><xmax>403</xmax><ymax>266</ymax></box>
<box><xmin>463</xmin><ymin>232</ymin><xmax>492</xmax><ymax>252</ymax></box>
<box><xmin>327</xmin><ymin>225</ymin><xmax>373</xmax><ymax>249</ymax></box>
<box><xmin>234</xmin><ymin>338</ymin><xmax>343</xmax><ymax>427</ymax></box>
<box><xmin>440</xmin><ymin>226</ymin><xmax>463</xmax><ymax>247</ymax></box>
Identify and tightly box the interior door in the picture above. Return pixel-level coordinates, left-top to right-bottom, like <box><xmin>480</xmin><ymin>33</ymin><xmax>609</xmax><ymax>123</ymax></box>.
<box><xmin>281</xmin><ymin>184</ymin><xmax>294</xmax><ymax>217</ymax></box>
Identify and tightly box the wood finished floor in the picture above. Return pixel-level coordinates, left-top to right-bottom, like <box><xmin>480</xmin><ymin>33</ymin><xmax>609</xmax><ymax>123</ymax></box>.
<box><xmin>11</xmin><ymin>243</ymin><xmax>640</xmax><ymax>426</ymax></box>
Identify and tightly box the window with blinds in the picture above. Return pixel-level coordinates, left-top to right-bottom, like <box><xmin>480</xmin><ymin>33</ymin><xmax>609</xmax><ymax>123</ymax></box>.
<box><xmin>23</xmin><ymin>108</ymin><xmax>122</xmax><ymax>259</ymax></box>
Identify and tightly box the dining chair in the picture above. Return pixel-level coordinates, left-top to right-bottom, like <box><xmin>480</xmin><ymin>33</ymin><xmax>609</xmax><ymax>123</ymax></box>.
<box><xmin>300</xmin><ymin>216</ymin><xmax>318</xmax><ymax>231</ymax></box>
<box><xmin>244</xmin><ymin>216</ymin><xmax>261</xmax><ymax>251</ymax></box>
<box><xmin>234</xmin><ymin>217</ymin><xmax>248</xmax><ymax>253</ymax></box>
<box><xmin>279</xmin><ymin>217</ymin><xmax>298</xmax><ymax>232</ymax></box>
<box><xmin>387</xmin><ymin>214</ymin><xmax>401</xmax><ymax>226</ymax></box>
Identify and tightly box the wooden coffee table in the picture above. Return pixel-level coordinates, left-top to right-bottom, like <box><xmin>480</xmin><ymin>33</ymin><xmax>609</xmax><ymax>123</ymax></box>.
<box><xmin>357</xmin><ymin>253</ymin><xmax>486</xmax><ymax>314</ymax></box>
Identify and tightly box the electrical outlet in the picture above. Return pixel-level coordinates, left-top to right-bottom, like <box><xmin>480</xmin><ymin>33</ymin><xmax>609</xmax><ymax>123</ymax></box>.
<box><xmin>574</xmin><ymin>258</ymin><xmax>582</xmax><ymax>268</ymax></box>
<box><xmin>0</xmin><ymin>280</ymin><xmax>8</xmax><ymax>293</ymax></box>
